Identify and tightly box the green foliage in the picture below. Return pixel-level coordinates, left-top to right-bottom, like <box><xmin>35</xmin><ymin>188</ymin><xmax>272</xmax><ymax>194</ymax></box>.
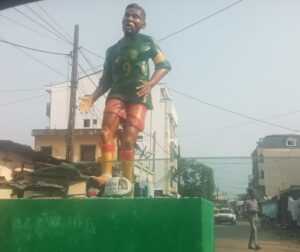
<box><xmin>178</xmin><ymin>158</ymin><xmax>215</xmax><ymax>200</ymax></box>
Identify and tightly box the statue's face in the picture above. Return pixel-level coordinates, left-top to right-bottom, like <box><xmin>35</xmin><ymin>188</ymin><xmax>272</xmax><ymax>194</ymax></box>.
<box><xmin>122</xmin><ymin>7</ymin><xmax>145</xmax><ymax>35</ymax></box>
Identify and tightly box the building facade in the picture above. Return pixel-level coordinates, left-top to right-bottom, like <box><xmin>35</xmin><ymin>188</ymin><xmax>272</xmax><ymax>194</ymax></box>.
<box><xmin>32</xmin><ymin>72</ymin><xmax>179</xmax><ymax>196</ymax></box>
<box><xmin>251</xmin><ymin>135</ymin><xmax>300</xmax><ymax>199</ymax></box>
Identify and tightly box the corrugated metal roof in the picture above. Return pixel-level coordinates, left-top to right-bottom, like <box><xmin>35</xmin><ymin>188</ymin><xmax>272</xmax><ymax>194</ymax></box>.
<box><xmin>0</xmin><ymin>140</ymin><xmax>66</xmax><ymax>164</ymax></box>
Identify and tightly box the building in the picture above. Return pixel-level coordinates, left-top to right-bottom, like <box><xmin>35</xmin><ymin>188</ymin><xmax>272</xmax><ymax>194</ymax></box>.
<box><xmin>32</xmin><ymin>72</ymin><xmax>179</xmax><ymax>196</ymax></box>
<box><xmin>251</xmin><ymin>135</ymin><xmax>300</xmax><ymax>199</ymax></box>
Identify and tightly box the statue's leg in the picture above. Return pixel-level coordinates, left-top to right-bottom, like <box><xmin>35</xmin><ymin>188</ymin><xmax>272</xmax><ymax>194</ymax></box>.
<box><xmin>120</xmin><ymin>126</ymin><xmax>139</xmax><ymax>182</ymax></box>
<box><xmin>120</xmin><ymin>104</ymin><xmax>147</xmax><ymax>194</ymax></box>
<box><xmin>93</xmin><ymin>100</ymin><xmax>123</xmax><ymax>186</ymax></box>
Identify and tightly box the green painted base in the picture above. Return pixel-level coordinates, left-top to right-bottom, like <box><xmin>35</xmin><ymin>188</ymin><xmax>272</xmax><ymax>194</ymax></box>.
<box><xmin>0</xmin><ymin>198</ymin><xmax>214</xmax><ymax>252</ymax></box>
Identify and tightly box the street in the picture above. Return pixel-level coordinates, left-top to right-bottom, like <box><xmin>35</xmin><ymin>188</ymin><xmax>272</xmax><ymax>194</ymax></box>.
<box><xmin>215</xmin><ymin>221</ymin><xmax>300</xmax><ymax>252</ymax></box>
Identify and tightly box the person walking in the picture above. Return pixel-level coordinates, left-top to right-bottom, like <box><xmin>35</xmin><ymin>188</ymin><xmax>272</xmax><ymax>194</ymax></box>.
<box><xmin>245</xmin><ymin>188</ymin><xmax>262</xmax><ymax>250</ymax></box>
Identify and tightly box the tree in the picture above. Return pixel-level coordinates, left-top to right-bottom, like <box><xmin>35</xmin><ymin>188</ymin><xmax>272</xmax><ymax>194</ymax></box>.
<box><xmin>178</xmin><ymin>158</ymin><xmax>215</xmax><ymax>200</ymax></box>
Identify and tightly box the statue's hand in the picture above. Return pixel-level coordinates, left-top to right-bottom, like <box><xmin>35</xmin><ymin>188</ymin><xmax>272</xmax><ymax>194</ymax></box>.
<box><xmin>136</xmin><ymin>81</ymin><xmax>153</xmax><ymax>97</ymax></box>
<box><xmin>79</xmin><ymin>95</ymin><xmax>93</xmax><ymax>113</ymax></box>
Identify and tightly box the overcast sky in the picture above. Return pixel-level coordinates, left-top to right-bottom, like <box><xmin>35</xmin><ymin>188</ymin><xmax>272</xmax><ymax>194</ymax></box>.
<box><xmin>1</xmin><ymin>0</ymin><xmax>300</xmax><ymax>160</ymax></box>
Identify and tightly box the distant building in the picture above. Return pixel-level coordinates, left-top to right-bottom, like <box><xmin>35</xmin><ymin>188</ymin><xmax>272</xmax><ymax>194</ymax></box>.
<box><xmin>251</xmin><ymin>135</ymin><xmax>300</xmax><ymax>199</ymax></box>
<box><xmin>32</xmin><ymin>72</ymin><xmax>179</xmax><ymax>196</ymax></box>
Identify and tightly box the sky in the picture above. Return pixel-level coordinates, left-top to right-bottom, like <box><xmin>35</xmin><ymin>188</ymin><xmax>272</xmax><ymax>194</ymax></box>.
<box><xmin>0</xmin><ymin>0</ymin><xmax>299</xmax><ymax>195</ymax></box>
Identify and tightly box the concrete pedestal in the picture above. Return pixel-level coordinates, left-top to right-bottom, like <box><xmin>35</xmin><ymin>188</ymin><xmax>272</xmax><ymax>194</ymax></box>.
<box><xmin>0</xmin><ymin>198</ymin><xmax>214</xmax><ymax>252</ymax></box>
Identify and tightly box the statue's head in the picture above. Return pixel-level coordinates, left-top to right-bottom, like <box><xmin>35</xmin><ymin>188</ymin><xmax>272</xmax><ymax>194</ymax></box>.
<box><xmin>122</xmin><ymin>3</ymin><xmax>146</xmax><ymax>36</ymax></box>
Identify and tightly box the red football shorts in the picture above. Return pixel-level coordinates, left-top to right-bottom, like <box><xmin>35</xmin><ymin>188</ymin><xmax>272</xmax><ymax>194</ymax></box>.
<box><xmin>103</xmin><ymin>98</ymin><xmax>147</xmax><ymax>131</ymax></box>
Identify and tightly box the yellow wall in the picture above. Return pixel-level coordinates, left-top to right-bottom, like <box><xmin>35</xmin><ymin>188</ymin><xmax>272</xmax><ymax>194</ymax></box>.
<box><xmin>73</xmin><ymin>135</ymin><xmax>101</xmax><ymax>162</ymax></box>
<box><xmin>258</xmin><ymin>148</ymin><xmax>300</xmax><ymax>197</ymax></box>
<box><xmin>34</xmin><ymin>135</ymin><xmax>103</xmax><ymax>162</ymax></box>
<box><xmin>0</xmin><ymin>165</ymin><xmax>12</xmax><ymax>181</ymax></box>
<box><xmin>0</xmin><ymin>189</ymin><xmax>12</xmax><ymax>199</ymax></box>
<box><xmin>35</xmin><ymin>135</ymin><xmax>67</xmax><ymax>159</ymax></box>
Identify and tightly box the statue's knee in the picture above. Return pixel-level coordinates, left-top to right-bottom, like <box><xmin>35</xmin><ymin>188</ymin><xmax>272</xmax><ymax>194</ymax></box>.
<box><xmin>100</xmin><ymin>128</ymin><xmax>112</xmax><ymax>142</ymax></box>
<box><xmin>122</xmin><ymin>136</ymin><xmax>135</xmax><ymax>150</ymax></box>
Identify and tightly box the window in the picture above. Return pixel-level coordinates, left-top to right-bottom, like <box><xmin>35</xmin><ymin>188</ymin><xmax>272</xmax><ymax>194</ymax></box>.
<box><xmin>137</xmin><ymin>134</ymin><xmax>143</xmax><ymax>142</ymax></box>
<box><xmin>80</xmin><ymin>145</ymin><xmax>96</xmax><ymax>161</ymax></box>
<box><xmin>219</xmin><ymin>209</ymin><xmax>233</xmax><ymax>214</ymax></box>
<box><xmin>92</xmin><ymin>119</ymin><xmax>97</xmax><ymax>126</ymax></box>
<box><xmin>83</xmin><ymin>119</ymin><xmax>90</xmax><ymax>128</ymax></box>
<box><xmin>40</xmin><ymin>146</ymin><xmax>52</xmax><ymax>156</ymax></box>
<box><xmin>286</xmin><ymin>137</ymin><xmax>297</xmax><ymax>147</ymax></box>
<box><xmin>154</xmin><ymin>190</ymin><xmax>164</xmax><ymax>196</ymax></box>
<box><xmin>160</xmin><ymin>87</ymin><xmax>170</xmax><ymax>101</ymax></box>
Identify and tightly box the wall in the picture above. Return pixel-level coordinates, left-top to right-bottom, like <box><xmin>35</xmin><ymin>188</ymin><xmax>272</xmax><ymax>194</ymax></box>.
<box><xmin>72</xmin><ymin>135</ymin><xmax>101</xmax><ymax>162</ymax></box>
<box><xmin>35</xmin><ymin>135</ymin><xmax>67</xmax><ymax>160</ymax></box>
<box><xmin>75</xmin><ymin>75</ymin><xmax>105</xmax><ymax>129</ymax></box>
<box><xmin>49</xmin><ymin>84</ymin><xmax>69</xmax><ymax>129</ymax></box>
<box><xmin>257</xmin><ymin>148</ymin><xmax>300</xmax><ymax>197</ymax></box>
<box><xmin>143</xmin><ymin>85</ymin><xmax>179</xmax><ymax>195</ymax></box>
<box><xmin>0</xmin><ymin>165</ymin><xmax>12</xmax><ymax>181</ymax></box>
<box><xmin>0</xmin><ymin>198</ymin><xmax>214</xmax><ymax>252</ymax></box>
<box><xmin>49</xmin><ymin>74</ymin><xmax>105</xmax><ymax>130</ymax></box>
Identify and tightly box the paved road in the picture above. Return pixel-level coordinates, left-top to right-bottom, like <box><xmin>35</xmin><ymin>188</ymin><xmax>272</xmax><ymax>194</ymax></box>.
<box><xmin>215</xmin><ymin>221</ymin><xmax>300</xmax><ymax>252</ymax></box>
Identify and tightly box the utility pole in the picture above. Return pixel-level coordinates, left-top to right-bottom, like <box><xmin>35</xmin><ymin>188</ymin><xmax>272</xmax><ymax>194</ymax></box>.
<box><xmin>66</xmin><ymin>24</ymin><xmax>79</xmax><ymax>162</ymax></box>
<box><xmin>152</xmin><ymin>131</ymin><xmax>156</xmax><ymax>172</ymax></box>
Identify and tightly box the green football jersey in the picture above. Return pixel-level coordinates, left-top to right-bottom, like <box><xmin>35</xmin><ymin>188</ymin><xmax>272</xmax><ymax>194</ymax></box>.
<box><xmin>103</xmin><ymin>33</ymin><xmax>171</xmax><ymax>109</ymax></box>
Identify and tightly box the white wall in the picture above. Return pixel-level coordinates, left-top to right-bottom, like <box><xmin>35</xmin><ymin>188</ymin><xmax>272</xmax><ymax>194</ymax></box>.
<box><xmin>75</xmin><ymin>75</ymin><xmax>106</xmax><ymax>129</ymax></box>
<box><xmin>49</xmin><ymin>73</ymin><xmax>105</xmax><ymax>130</ymax></box>
<box><xmin>144</xmin><ymin>85</ymin><xmax>179</xmax><ymax>193</ymax></box>
<box><xmin>49</xmin><ymin>83</ymin><xmax>69</xmax><ymax>129</ymax></box>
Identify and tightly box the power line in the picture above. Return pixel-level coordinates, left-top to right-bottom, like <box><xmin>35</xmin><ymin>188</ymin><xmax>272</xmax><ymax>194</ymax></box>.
<box><xmin>142</xmin><ymin>130</ymin><xmax>170</xmax><ymax>157</ymax></box>
<box><xmin>0</xmin><ymin>13</ymin><xmax>63</xmax><ymax>42</ymax></box>
<box><xmin>0</xmin><ymin>38</ymin><xmax>70</xmax><ymax>56</ymax></box>
<box><xmin>0</xmin><ymin>85</ymin><xmax>72</xmax><ymax>93</ymax></box>
<box><xmin>45</xmin><ymin>79</ymin><xmax>69</xmax><ymax>87</ymax></box>
<box><xmin>215</xmin><ymin>109</ymin><xmax>300</xmax><ymax>132</ymax></box>
<box><xmin>35</xmin><ymin>2</ymin><xmax>104</xmax><ymax>60</ymax></box>
<box><xmin>0</xmin><ymin>88</ymin><xmax>44</xmax><ymax>93</ymax></box>
<box><xmin>36</xmin><ymin>2</ymin><xmax>73</xmax><ymax>41</ymax></box>
<box><xmin>44</xmin><ymin>69</ymin><xmax>102</xmax><ymax>88</ymax></box>
<box><xmin>79</xmin><ymin>48</ymin><xmax>102</xmax><ymax>72</ymax></box>
<box><xmin>78</xmin><ymin>51</ymin><xmax>105</xmax><ymax>118</ymax></box>
<box><xmin>6</xmin><ymin>39</ymin><xmax>67</xmax><ymax>78</ymax></box>
<box><xmin>14</xmin><ymin>7</ymin><xmax>68</xmax><ymax>44</ymax></box>
<box><xmin>196</xmin><ymin>162</ymin><xmax>250</xmax><ymax>165</ymax></box>
<box><xmin>78</xmin><ymin>1</ymin><xmax>244</xmax><ymax>59</ymax></box>
<box><xmin>0</xmin><ymin>94</ymin><xmax>46</xmax><ymax>107</ymax></box>
<box><xmin>170</xmin><ymin>88</ymin><xmax>300</xmax><ymax>133</ymax></box>
<box><xmin>81</xmin><ymin>47</ymin><xmax>105</xmax><ymax>60</ymax></box>
<box><xmin>77</xmin><ymin>64</ymin><xmax>104</xmax><ymax>117</ymax></box>
<box><xmin>78</xmin><ymin>68</ymin><xmax>102</xmax><ymax>80</ymax></box>
<box><xmin>181</xmin><ymin>156</ymin><xmax>250</xmax><ymax>160</ymax></box>
<box><xmin>24</xmin><ymin>4</ymin><xmax>72</xmax><ymax>44</ymax></box>
<box><xmin>78</xmin><ymin>63</ymin><xmax>98</xmax><ymax>88</ymax></box>
<box><xmin>159</xmin><ymin>0</ymin><xmax>244</xmax><ymax>42</ymax></box>
<box><xmin>14</xmin><ymin>4</ymin><xmax>103</xmax><ymax>60</ymax></box>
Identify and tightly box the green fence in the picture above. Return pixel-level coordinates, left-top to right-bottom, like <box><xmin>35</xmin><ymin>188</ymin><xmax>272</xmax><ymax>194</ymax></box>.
<box><xmin>0</xmin><ymin>198</ymin><xmax>214</xmax><ymax>252</ymax></box>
